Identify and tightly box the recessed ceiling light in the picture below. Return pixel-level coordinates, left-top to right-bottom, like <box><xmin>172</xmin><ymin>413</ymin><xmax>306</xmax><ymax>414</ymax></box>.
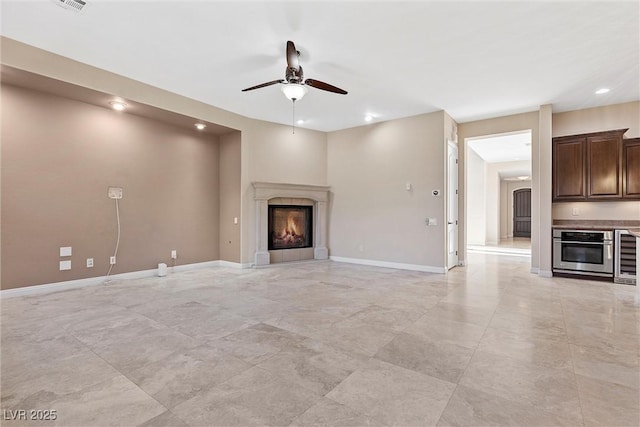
<box><xmin>296</xmin><ymin>119</ymin><xmax>304</xmax><ymax>125</ymax></box>
<box><xmin>109</xmin><ymin>101</ymin><xmax>126</xmax><ymax>111</ymax></box>
<box><xmin>364</xmin><ymin>115</ymin><xmax>373</xmax><ymax>122</ymax></box>
<box><xmin>194</xmin><ymin>123</ymin><xmax>206</xmax><ymax>130</ymax></box>
<box><xmin>595</xmin><ymin>88</ymin><xmax>610</xmax><ymax>95</ymax></box>
<box><xmin>518</xmin><ymin>175</ymin><xmax>529</xmax><ymax>180</ymax></box>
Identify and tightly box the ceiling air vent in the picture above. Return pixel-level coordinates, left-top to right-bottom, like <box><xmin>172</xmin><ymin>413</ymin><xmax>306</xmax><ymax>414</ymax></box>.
<box><xmin>51</xmin><ymin>0</ymin><xmax>87</xmax><ymax>13</ymax></box>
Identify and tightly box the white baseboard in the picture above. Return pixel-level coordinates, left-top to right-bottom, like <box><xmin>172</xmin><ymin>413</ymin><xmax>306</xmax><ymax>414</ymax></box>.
<box><xmin>218</xmin><ymin>260</ymin><xmax>252</xmax><ymax>269</ymax></box>
<box><xmin>530</xmin><ymin>267</ymin><xmax>540</xmax><ymax>274</ymax></box>
<box><xmin>538</xmin><ymin>270</ymin><xmax>553</xmax><ymax>278</ymax></box>
<box><xmin>172</xmin><ymin>261</ymin><xmax>220</xmax><ymax>273</ymax></box>
<box><xmin>330</xmin><ymin>256</ymin><xmax>446</xmax><ymax>274</ymax></box>
<box><xmin>1</xmin><ymin>260</ymin><xmax>229</xmax><ymax>299</ymax></box>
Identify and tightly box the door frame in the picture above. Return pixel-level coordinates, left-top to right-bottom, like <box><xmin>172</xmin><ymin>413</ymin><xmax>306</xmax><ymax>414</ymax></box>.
<box><xmin>447</xmin><ymin>141</ymin><xmax>459</xmax><ymax>269</ymax></box>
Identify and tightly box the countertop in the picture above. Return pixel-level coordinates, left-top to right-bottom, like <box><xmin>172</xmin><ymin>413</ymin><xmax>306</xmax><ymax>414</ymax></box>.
<box><xmin>552</xmin><ymin>220</ymin><xmax>640</xmax><ymax>231</ymax></box>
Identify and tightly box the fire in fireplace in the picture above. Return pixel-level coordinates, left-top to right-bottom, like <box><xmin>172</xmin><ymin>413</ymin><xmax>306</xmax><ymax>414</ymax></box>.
<box><xmin>268</xmin><ymin>205</ymin><xmax>313</xmax><ymax>250</ymax></box>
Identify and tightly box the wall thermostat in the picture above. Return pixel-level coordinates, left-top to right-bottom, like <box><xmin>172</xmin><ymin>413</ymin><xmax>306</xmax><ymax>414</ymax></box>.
<box><xmin>432</xmin><ymin>189</ymin><xmax>440</xmax><ymax>196</ymax></box>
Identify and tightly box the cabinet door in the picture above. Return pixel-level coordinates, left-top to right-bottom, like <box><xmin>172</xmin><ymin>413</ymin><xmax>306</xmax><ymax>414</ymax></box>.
<box><xmin>553</xmin><ymin>137</ymin><xmax>586</xmax><ymax>201</ymax></box>
<box><xmin>587</xmin><ymin>134</ymin><xmax>621</xmax><ymax>198</ymax></box>
<box><xmin>623</xmin><ymin>138</ymin><xmax>640</xmax><ymax>199</ymax></box>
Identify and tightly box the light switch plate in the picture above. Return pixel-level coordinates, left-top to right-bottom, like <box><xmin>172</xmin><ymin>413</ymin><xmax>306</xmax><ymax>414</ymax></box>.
<box><xmin>59</xmin><ymin>260</ymin><xmax>71</xmax><ymax>271</ymax></box>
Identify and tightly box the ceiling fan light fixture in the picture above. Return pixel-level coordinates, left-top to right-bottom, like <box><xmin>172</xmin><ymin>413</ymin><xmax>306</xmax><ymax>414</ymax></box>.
<box><xmin>281</xmin><ymin>83</ymin><xmax>308</xmax><ymax>101</ymax></box>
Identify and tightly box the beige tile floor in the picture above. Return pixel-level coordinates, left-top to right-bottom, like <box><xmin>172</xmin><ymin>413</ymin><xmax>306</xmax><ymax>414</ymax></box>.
<box><xmin>1</xmin><ymin>253</ymin><xmax>638</xmax><ymax>426</ymax></box>
<box><xmin>468</xmin><ymin>238</ymin><xmax>532</xmax><ymax>256</ymax></box>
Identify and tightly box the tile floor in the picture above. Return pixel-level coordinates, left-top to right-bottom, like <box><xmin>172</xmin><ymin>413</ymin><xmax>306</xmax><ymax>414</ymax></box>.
<box><xmin>1</xmin><ymin>253</ymin><xmax>638</xmax><ymax>426</ymax></box>
<box><xmin>468</xmin><ymin>237</ymin><xmax>532</xmax><ymax>256</ymax></box>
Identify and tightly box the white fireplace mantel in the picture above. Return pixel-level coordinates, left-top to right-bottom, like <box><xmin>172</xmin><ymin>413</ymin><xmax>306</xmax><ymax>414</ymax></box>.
<box><xmin>252</xmin><ymin>182</ymin><xmax>330</xmax><ymax>266</ymax></box>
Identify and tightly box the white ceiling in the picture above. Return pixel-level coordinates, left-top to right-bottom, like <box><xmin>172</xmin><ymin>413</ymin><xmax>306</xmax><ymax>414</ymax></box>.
<box><xmin>1</xmin><ymin>1</ymin><xmax>638</xmax><ymax>132</ymax></box>
<box><xmin>468</xmin><ymin>131</ymin><xmax>532</xmax><ymax>163</ymax></box>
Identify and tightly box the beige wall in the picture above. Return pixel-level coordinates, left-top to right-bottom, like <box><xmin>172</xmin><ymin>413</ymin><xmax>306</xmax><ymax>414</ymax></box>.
<box><xmin>1</xmin><ymin>84</ymin><xmax>221</xmax><ymax>289</ymax></box>
<box><xmin>2</xmin><ymin>37</ymin><xmax>327</xmax><ymax>269</ymax></box>
<box><xmin>466</xmin><ymin>149</ymin><xmax>486</xmax><ymax>245</ymax></box>
<box><xmin>552</xmin><ymin>101</ymin><xmax>640</xmax><ymax>221</ymax></box>
<box><xmin>327</xmin><ymin>112</ymin><xmax>447</xmax><ymax>269</ymax></box>
<box><xmin>219</xmin><ymin>131</ymin><xmax>241</xmax><ymax>263</ymax></box>
<box><xmin>552</xmin><ymin>101</ymin><xmax>640</xmax><ymax>138</ymax></box>
<box><xmin>553</xmin><ymin>202</ymin><xmax>640</xmax><ymax>221</ymax></box>
<box><xmin>485</xmin><ymin>163</ymin><xmax>501</xmax><ymax>245</ymax></box>
<box><xmin>239</xmin><ymin>121</ymin><xmax>328</xmax><ymax>265</ymax></box>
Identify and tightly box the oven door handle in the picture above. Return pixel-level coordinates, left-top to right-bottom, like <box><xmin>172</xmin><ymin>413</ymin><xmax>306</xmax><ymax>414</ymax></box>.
<box><xmin>556</xmin><ymin>240</ymin><xmax>611</xmax><ymax>245</ymax></box>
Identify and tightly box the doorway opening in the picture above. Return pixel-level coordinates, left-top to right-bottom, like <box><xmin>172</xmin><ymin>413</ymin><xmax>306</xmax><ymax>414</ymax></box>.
<box><xmin>465</xmin><ymin>130</ymin><xmax>532</xmax><ymax>257</ymax></box>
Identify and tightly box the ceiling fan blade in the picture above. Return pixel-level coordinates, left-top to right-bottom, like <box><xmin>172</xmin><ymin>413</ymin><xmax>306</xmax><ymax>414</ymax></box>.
<box><xmin>304</xmin><ymin>79</ymin><xmax>347</xmax><ymax>95</ymax></box>
<box><xmin>287</xmin><ymin>40</ymin><xmax>299</xmax><ymax>71</ymax></box>
<box><xmin>241</xmin><ymin>79</ymin><xmax>284</xmax><ymax>92</ymax></box>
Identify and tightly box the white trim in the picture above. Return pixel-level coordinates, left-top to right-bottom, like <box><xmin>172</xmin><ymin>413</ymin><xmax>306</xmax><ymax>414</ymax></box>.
<box><xmin>218</xmin><ymin>260</ymin><xmax>252</xmax><ymax>269</ymax></box>
<box><xmin>172</xmin><ymin>261</ymin><xmax>220</xmax><ymax>273</ymax></box>
<box><xmin>330</xmin><ymin>256</ymin><xmax>446</xmax><ymax>274</ymax></box>
<box><xmin>1</xmin><ymin>260</ymin><xmax>220</xmax><ymax>299</ymax></box>
<box><xmin>530</xmin><ymin>267</ymin><xmax>540</xmax><ymax>274</ymax></box>
<box><xmin>538</xmin><ymin>270</ymin><xmax>553</xmax><ymax>278</ymax></box>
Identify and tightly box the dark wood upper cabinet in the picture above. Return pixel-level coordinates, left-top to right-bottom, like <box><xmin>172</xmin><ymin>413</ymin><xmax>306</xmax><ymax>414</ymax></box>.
<box><xmin>623</xmin><ymin>138</ymin><xmax>640</xmax><ymax>199</ymax></box>
<box><xmin>553</xmin><ymin>137</ymin><xmax>586</xmax><ymax>200</ymax></box>
<box><xmin>553</xmin><ymin>129</ymin><xmax>635</xmax><ymax>202</ymax></box>
<box><xmin>586</xmin><ymin>133</ymin><xmax>621</xmax><ymax>198</ymax></box>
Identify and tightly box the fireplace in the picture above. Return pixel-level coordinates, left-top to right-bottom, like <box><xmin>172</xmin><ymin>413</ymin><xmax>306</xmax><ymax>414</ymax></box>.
<box><xmin>253</xmin><ymin>182</ymin><xmax>329</xmax><ymax>266</ymax></box>
<box><xmin>268</xmin><ymin>205</ymin><xmax>313</xmax><ymax>250</ymax></box>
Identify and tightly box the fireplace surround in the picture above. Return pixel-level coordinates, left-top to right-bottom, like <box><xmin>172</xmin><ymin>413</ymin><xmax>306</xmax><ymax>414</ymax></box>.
<box><xmin>253</xmin><ymin>182</ymin><xmax>330</xmax><ymax>266</ymax></box>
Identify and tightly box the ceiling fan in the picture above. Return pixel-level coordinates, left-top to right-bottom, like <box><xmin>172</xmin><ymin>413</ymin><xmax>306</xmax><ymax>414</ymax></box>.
<box><xmin>241</xmin><ymin>40</ymin><xmax>348</xmax><ymax>102</ymax></box>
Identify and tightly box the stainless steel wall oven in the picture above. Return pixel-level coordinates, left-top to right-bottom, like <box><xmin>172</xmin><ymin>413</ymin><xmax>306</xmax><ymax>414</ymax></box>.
<box><xmin>553</xmin><ymin>229</ymin><xmax>613</xmax><ymax>277</ymax></box>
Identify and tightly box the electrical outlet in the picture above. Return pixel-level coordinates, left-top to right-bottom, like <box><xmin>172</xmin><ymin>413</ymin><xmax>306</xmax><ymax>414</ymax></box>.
<box><xmin>110</xmin><ymin>256</ymin><xmax>116</xmax><ymax>265</ymax></box>
<box><xmin>108</xmin><ymin>187</ymin><xmax>123</xmax><ymax>199</ymax></box>
<box><xmin>572</xmin><ymin>207</ymin><xmax>579</xmax><ymax>216</ymax></box>
<box><xmin>86</xmin><ymin>258</ymin><xmax>94</xmax><ymax>268</ymax></box>
<box><xmin>59</xmin><ymin>246</ymin><xmax>72</xmax><ymax>257</ymax></box>
<box><xmin>171</xmin><ymin>250</ymin><xmax>177</xmax><ymax>259</ymax></box>
<box><xmin>59</xmin><ymin>260</ymin><xmax>71</xmax><ymax>271</ymax></box>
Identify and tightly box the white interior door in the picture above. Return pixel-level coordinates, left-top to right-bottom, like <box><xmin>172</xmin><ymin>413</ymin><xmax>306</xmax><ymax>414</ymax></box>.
<box><xmin>447</xmin><ymin>142</ymin><xmax>459</xmax><ymax>269</ymax></box>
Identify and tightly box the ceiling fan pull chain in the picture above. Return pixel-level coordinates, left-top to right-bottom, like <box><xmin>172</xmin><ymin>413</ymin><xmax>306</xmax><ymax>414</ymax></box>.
<box><xmin>292</xmin><ymin>99</ymin><xmax>296</xmax><ymax>134</ymax></box>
